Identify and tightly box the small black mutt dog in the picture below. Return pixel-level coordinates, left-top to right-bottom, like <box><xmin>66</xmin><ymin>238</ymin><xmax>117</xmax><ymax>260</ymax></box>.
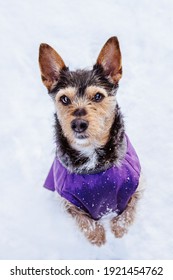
<box><xmin>39</xmin><ymin>37</ymin><xmax>141</xmax><ymax>246</ymax></box>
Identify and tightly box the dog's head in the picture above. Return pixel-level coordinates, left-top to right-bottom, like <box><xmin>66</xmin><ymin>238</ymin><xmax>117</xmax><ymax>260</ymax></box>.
<box><xmin>39</xmin><ymin>37</ymin><xmax>122</xmax><ymax>151</ymax></box>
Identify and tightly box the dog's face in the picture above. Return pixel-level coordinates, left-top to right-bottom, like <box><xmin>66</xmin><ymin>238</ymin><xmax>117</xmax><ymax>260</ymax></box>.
<box><xmin>39</xmin><ymin>37</ymin><xmax>122</xmax><ymax>150</ymax></box>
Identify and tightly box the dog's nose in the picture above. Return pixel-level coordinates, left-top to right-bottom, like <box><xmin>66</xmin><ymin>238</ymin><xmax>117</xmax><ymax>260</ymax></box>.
<box><xmin>71</xmin><ymin>119</ymin><xmax>88</xmax><ymax>133</ymax></box>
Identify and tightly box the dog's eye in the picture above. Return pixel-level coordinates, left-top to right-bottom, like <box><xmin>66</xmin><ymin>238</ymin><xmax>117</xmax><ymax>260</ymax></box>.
<box><xmin>60</xmin><ymin>95</ymin><xmax>71</xmax><ymax>105</ymax></box>
<box><xmin>92</xmin><ymin>92</ymin><xmax>104</xmax><ymax>102</ymax></box>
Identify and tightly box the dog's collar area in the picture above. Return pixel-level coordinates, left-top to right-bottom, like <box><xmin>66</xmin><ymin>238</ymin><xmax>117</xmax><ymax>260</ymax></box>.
<box><xmin>58</xmin><ymin>133</ymin><xmax>127</xmax><ymax>175</ymax></box>
<box><xmin>55</xmin><ymin>132</ymin><xmax>127</xmax><ymax>175</ymax></box>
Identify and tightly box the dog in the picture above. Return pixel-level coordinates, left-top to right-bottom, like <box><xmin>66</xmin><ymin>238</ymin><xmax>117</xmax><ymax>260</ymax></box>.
<box><xmin>39</xmin><ymin>37</ymin><xmax>142</xmax><ymax>246</ymax></box>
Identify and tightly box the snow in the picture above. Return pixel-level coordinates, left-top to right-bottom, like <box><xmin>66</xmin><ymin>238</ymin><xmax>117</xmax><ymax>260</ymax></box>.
<box><xmin>0</xmin><ymin>0</ymin><xmax>173</xmax><ymax>259</ymax></box>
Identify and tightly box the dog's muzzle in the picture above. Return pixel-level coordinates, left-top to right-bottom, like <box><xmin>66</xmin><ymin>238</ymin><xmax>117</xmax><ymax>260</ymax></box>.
<box><xmin>71</xmin><ymin>119</ymin><xmax>88</xmax><ymax>133</ymax></box>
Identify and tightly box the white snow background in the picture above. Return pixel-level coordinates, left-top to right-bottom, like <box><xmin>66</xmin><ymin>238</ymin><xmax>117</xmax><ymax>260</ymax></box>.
<box><xmin>0</xmin><ymin>0</ymin><xmax>173</xmax><ymax>259</ymax></box>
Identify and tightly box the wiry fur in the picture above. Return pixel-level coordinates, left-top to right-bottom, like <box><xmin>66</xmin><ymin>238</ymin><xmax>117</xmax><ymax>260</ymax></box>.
<box><xmin>64</xmin><ymin>200</ymin><xmax>106</xmax><ymax>246</ymax></box>
<box><xmin>39</xmin><ymin>37</ymin><xmax>142</xmax><ymax>246</ymax></box>
<box><xmin>50</xmin><ymin>65</ymin><xmax>118</xmax><ymax>97</ymax></box>
<box><xmin>111</xmin><ymin>189</ymin><xmax>142</xmax><ymax>238</ymax></box>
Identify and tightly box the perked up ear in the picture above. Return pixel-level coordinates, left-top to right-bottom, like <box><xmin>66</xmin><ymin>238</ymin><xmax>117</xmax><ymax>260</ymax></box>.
<box><xmin>39</xmin><ymin>43</ymin><xmax>66</xmax><ymax>91</ymax></box>
<box><xmin>96</xmin><ymin>36</ymin><xmax>122</xmax><ymax>83</ymax></box>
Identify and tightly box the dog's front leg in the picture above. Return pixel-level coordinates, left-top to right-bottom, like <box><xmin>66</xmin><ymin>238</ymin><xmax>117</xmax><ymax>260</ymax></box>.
<box><xmin>110</xmin><ymin>189</ymin><xmax>141</xmax><ymax>238</ymax></box>
<box><xmin>64</xmin><ymin>200</ymin><xmax>106</xmax><ymax>246</ymax></box>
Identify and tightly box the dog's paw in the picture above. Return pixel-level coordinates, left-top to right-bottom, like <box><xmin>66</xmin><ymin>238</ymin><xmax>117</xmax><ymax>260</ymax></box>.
<box><xmin>86</xmin><ymin>222</ymin><xmax>106</xmax><ymax>246</ymax></box>
<box><xmin>110</xmin><ymin>216</ymin><xmax>128</xmax><ymax>238</ymax></box>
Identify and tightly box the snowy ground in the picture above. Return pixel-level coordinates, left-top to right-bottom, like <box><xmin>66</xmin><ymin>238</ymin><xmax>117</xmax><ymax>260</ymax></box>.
<box><xmin>0</xmin><ymin>0</ymin><xmax>173</xmax><ymax>259</ymax></box>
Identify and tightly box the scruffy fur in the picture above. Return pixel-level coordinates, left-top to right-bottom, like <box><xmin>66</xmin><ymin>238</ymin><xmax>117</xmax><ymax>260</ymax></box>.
<box><xmin>39</xmin><ymin>37</ymin><xmax>142</xmax><ymax>246</ymax></box>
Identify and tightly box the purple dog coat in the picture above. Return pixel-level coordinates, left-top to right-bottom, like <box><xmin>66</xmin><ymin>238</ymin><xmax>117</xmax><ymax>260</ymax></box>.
<box><xmin>44</xmin><ymin>135</ymin><xmax>141</xmax><ymax>220</ymax></box>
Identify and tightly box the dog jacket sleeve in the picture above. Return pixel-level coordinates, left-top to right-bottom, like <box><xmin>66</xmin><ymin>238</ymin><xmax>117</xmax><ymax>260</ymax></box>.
<box><xmin>43</xmin><ymin>135</ymin><xmax>141</xmax><ymax>220</ymax></box>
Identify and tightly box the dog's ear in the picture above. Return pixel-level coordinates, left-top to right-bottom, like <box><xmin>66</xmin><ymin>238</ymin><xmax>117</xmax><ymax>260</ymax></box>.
<box><xmin>96</xmin><ymin>37</ymin><xmax>122</xmax><ymax>83</ymax></box>
<box><xmin>39</xmin><ymin>44</ymin><xmax>66</xmax><ymax>91</ymax></box>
